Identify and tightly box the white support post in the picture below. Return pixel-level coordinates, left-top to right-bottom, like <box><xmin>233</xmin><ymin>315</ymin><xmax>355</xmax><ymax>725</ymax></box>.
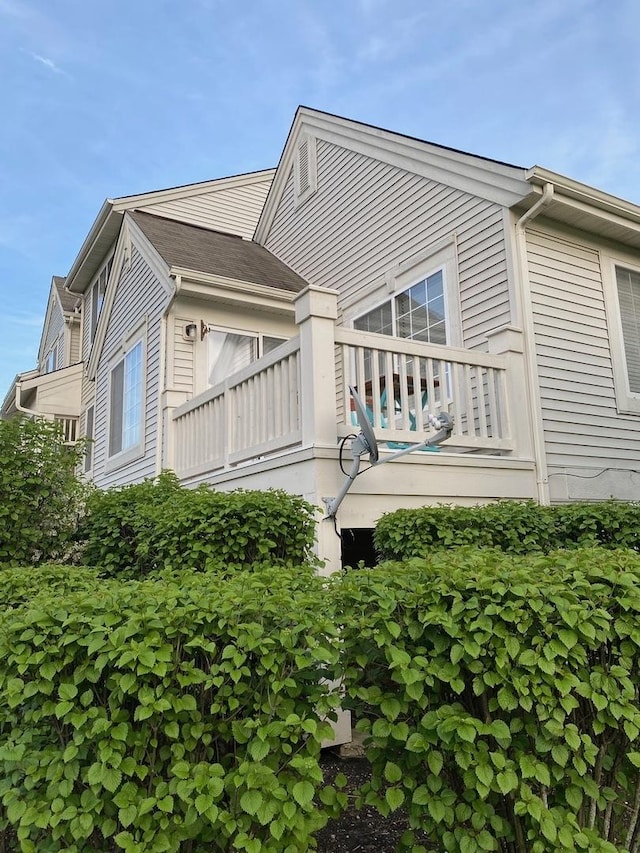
<box><xmin>294</xmin><ymin>285</ymin><xmax>339</xmax><ymax>449</ymax></box>
<box><xmin>486</xmin><ymin>326</ymin><xmax>534</xmax><ymax>460</ymax></box>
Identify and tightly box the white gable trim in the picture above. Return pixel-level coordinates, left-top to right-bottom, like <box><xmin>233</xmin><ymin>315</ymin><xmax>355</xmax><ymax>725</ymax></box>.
<box><xmin>111</xmin><ymin>169</ymin><xmax>275</xmax><ymax>212</ymax></box>
<box><xmin>255</xmin><ymin>108</ymin><xmax>531</xmax><ymax>243</ymax></box>
<box><xmin>67</xmin><ymin>170</ymin><xmax>275</xmax><ymax>294</ymax></box>
<box><xmin>86</xmin><ymin>216</ymin><xmax>174</xmax><ymax>380</ymax></box>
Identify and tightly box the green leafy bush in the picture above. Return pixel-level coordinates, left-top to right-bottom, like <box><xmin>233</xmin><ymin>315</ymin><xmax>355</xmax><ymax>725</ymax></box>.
<box><xmin>336</xmin><ymin>547</ymin><xmax>640</xmax><ymax>852</ymax></box>
<box><xmin>78</xmin><ymin>473</ymin><xmax>317</xmax><ymax>576</ymax></box>
<box><xmin>0</xmin><ymin>565</ymin><xmax>344</xmax><ymax>852</ymax></box>
<box><xmin>0</xmin><ymin>564</ymin><xmax>100</xmax><ymax>612</ymax></box>
<box><xmin>0</xmin><ymin>418</ymin><xmax>88</xmax><ymax>565</ymax></box>
<box><xmin>374</xmin><ymin>501</ymin><xmax>640</xmax><ymax>560</ymax></box>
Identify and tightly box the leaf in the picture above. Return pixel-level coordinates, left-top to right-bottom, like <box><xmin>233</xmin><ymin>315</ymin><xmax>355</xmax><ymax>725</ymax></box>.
<box><xmin>490</xmin><ymin>720</ymin><xmax>511</xmax><ymax>745</ymax></box>
<box><xmin>384</xmin><ymin>761</ymin><xmax>403</xmax><ymax>783</ymax></box>
<box><xmin>458</xmin><ymin>723</ymin><xmax>476</xmax><ymax>743</ymax></box>
<box><xmin>157</xmin><ymin>795</ymin><xmax>173</xmax><ymax>813</ymax></box>
<box><xmin>427</xmin><ymin>750</ymin><xmax>443</xmax><ymax>776</ymax></box>
<box><xmin>195</xmin><ymin>794</ymin><xmax>213</xmax><ymax>815</ymax></box>
<box><xmin>496</xmin><ymin>770</ymin><xmax>518</xmax><ymax>795</ymax></box>
<box><xmin>103</xmin><ymin>768</ymin><xmax>122</xmax><ymax>793</ymax></box>
<box><xmin>413</xmin><ymin>786</ymin><xmax>430</xmax><ymax>806</ymax></box>
<box><xmin>241</xmin><ymin>790</ymin><xmax>263</xmax><ymax>816</ymax></box>
<box><xmin>476</xmin><ymin>764</ymin><xmax>494</xmax><ymax>788</ymax></box>
<box><xmin>428</xmin><ymin>799</ymin><xmax>446</xmax><ymax>823</ymax></box>
<box><xmin>118</xmin><ymin>804</ymin><xmax>137</xmax><ymax>828</ymax></box>
<box><xmin>565</xmin><ymin>786</ymin><xmax>583</xmax><ymax>811</ymax></box>
<box><xmin>292</xmin><ymin>781</ymin><xmax>314</xmax><ymax>809</ymax></box>
<box><xmin>386</xmin><ymin>787</ymin><xmax>405</xmax><ymax>811</ymax></box>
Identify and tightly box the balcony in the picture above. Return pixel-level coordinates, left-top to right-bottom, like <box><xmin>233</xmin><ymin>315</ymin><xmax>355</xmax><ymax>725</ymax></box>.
<box><xmin>171</xmin><ymin>287</ymin><xmax>533</xmax><ymax>486</ymax></box>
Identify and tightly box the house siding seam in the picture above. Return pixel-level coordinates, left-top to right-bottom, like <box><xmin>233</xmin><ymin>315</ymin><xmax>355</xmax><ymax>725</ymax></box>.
<box><xmin>141</xmin><ymin>180</ymin><xmax>273</xmax><ymax>240</ymax></box>
<box><xmin>526</xmin><ymin>226</ymin><xmax>640</xmax><ymax>475</ymax></box>
<box><xmin>92</xmin><ymin>246</ymin><xmax>170</xmax><ymax>489</ymax></box>
<box><xmin>263</xmin><ymin>140</ymin><xmax>511</xmax><ymax>350</ymax></box>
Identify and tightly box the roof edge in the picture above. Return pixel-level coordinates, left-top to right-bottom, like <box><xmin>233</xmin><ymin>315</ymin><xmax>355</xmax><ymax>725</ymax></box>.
<box><xmin>255</xmin><ymin>106</ymin><xmax>531</xmax><ymax>244</ymax></box>
<box><xmin>527</xmin><ymin>166</ymin><xmax>640</xmax><ymax>224</ymax></box>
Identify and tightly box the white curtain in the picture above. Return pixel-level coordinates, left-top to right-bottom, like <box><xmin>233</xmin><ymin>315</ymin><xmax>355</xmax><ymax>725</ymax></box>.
<box><xmin>208</xmin><ymin>330</ymin><xmax>257</xmax><ymax>386</ymax></box>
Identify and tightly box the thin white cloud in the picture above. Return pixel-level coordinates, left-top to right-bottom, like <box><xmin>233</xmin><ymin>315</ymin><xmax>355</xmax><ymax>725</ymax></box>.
<box><xmin>28</xmin><ymin>52</ymin><xmax>63</xmax><ymax>74</ymax></box>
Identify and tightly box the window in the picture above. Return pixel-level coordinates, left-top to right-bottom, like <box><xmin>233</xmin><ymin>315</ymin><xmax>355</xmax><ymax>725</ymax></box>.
<box><xmin>207</xmin><ymin>328</ymin><xmax>287</xmax><ymax>387</ymax></box>
<box><xmin>45</xmin><ymin>348</ymin><xmax>57</xmax><ymax>373</ymax></box>
<box><xmin>604</xmin><ymin>259</ymin><xmax>640</xmax><ymax>415</ymax></box>
<box><xmin>90</xmin><ymin>256</ymin><xmax>113</xmax><ymax>342</ymax></box>
<box><xmin>108</xmin><ymin>340</ymin><xmax>143</xmax><ymax>457</ymax></box>
<box><xmin>615</xmin><ymin>266</ymin><xmax>640</xmax><ymax>393</ymax></box>
<box><xmin>354</xmin><ymin>268</ymin><xmax>448</xmax><ymax>345</ymax></box>
<box><xmin>84</xmin><ymin>405</ymin><xmax>94</xmax><ymax>473</ymax></box>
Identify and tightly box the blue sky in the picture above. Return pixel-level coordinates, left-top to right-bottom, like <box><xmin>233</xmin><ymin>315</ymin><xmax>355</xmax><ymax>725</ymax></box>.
<box><xmin>1</xmin><ymin>0</ymin><xmax>639</xmax><ymax>395</ymax></box>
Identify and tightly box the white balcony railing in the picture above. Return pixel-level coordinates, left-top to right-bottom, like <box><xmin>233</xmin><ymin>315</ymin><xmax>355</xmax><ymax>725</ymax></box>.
<box><xmin>334</xmin><ymin>328</ymin><xmax>513</xmax><ymax>452</ymax></box>
<box><xmin>171</xmin><ymin>287</ymin><xmax>530</xmax><ymax>481</ymax></box>
<box><xmin>172</xmin><ymin>337</ymin><xmax>302</xmax><ymax>479</ymax></box>
<box><xmin>55</xmin><ymin>416</ymin><xmax>79</xmax><ymax>445</ymax></box>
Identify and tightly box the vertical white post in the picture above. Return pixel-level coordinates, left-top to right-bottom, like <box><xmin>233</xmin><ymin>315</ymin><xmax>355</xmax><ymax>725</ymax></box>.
<box><xmin>294</xmin><ymin>285</ymin><xmax>339</xmax><ymax>449</ymax></box>
<box><xmin>486</xmin><ymin>326</ymin><xmax>534</xmax><ymax>460</ymax></box>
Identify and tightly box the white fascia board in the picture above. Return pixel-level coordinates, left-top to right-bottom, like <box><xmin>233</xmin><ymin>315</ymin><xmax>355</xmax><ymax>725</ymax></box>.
<box><xmin>527</xmin><ymin>166</ymin><xmax>640</xmax><ymax>225</ymax></box>
<box><xmin>65</xmin><ymin>201</ymin><xmax>115</xmax><ymax>293</ymax></box>
<box><xmin>256</xmin><ymin>107</ymin><xmax>531</xmax><ymax>243</ymax></box>
<box><xmin>171</xmin><ymin>267</ymin><xmax>297</xmax><ymax>313</ymax></box>
<box><xmin>111</xmin><ymin>169</ymin><xmax>276</xmax><ymax>212</ymax></box>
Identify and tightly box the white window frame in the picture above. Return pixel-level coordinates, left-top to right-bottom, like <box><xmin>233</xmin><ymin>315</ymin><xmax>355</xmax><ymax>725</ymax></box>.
<box><xmin>83</xmin><ymin>404</ymin><xmax>95</xmax><ymax>475</ymax></box>
<box><xmin>348</xmin><ymin>240</ymin><xmax>462</xmax><ymax>347</ymax></box>
<box><xmin>602</xmin><ymin>254</ymin><xmax>640</xmax><ymax>415</ymax></box>
<box><xmin>45</xmin><ymin>347</ymin><xmax>57</xmax><ymax>373</ymax></box>
<box><xmin>105</xmin><ymin>332</ymin><xmax>146</xmax><ymax>470</ymax></box>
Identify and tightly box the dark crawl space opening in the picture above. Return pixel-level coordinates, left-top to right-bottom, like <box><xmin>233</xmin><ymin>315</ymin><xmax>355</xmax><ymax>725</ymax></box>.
<box><xmin>340</xmin><ymin>528</ymin><xmax>377</xmax><ymax>569</ymax></box>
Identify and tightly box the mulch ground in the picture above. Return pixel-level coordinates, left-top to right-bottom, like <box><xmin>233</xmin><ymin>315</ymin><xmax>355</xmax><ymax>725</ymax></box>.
<box><xmin>316</xmin><ymin>749</ymin><xmax>433</xmax><ymax>853</ymax></box>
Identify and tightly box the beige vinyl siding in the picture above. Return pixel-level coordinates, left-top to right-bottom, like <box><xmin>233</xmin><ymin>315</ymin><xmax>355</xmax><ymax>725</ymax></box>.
<box><xmin>264</xmin><ymin>140</ymin><xmax>510</xmax><ymax>350</ymax></box>
<box><xmin>40</xmin><ymin>296</ymin><xmax>64</xmax><ymax>371</ymax></box>
<box><xmin>141</xmin><ymin>180</ymin><xmax>272</xmax><ymax>240</ymax></box>
<box><xmin>69</xmin><ymin>322</ymin><xmax>81</xmax><ymax>364</ymax></box>
<box><xmin>173</xmin><ymin>318</ymin><xmax>195</xmax><ymax>395</ymax></box>
<box><xmin>92</xmin><ymin>246</ymin><xmax>170</xmax><ymax>488</ymax></box>
<box><xmin>527</xmin><ymin>226</ymin><xmax>640</xmax><ymax>481</ymax></box>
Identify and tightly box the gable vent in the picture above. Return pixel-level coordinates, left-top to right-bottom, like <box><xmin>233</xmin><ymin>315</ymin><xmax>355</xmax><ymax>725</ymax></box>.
<box><xmin>293</xmin><ymin>133</ymin><xmax>317</xmax><ymax>208</ymax></box>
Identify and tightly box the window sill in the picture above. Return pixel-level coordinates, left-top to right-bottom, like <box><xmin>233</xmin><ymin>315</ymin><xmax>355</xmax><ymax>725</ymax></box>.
<box><xmin>104</xmin><ymin>443</ymin><xmax>145</xmax><ymax>474</ymax></box>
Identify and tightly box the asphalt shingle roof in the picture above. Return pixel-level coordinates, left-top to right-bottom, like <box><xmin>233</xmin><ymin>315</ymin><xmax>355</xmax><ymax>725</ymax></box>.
<box><xmin>130</xmin><ymin>211</ymin><xmax>308</xmax><ymax>293</ymax></box>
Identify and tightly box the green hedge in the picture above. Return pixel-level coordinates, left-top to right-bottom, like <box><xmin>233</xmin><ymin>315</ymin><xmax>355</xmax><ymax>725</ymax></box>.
<box><xmin>374</xmin><ymin>501</ymin><xmax>640</xmax><ymax>560</ymax></box>
<box><xmin>0</xmin><ymin>564</ymin><xmax>101</xmax><ymax>612</ymax></box>
<box><xmin>77</xmin><ymin>473</ymin><xmax>317</xmax><ymax>576</ymax></box>
<box><xmin>0</xmin><ymin>418</ymin><xmax>88</xmax><ymax>566</ymax></box>
<box><xmin>0</xmin><ymin>565</ymin><xmax>344</xmax><ymax>852</ymax></box>
<box><xmin>336</xmin><ymin>547</ymin><xmax>640</xmax><ymax>852</ymax></box>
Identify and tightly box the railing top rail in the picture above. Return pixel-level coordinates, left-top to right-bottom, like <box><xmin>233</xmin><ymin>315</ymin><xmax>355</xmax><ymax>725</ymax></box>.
<box><xmin>335</xmin><ymin>327</ymin><xmax>507</xmax><ymax>370</ymax></box>
<box><xmin>173</xmin><ymin>335</ymin><xmax>301</xmax><ymax>420</ymax></box>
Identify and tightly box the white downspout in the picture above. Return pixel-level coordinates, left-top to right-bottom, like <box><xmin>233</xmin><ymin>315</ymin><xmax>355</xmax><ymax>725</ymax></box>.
<box><xmin>515</xmin><ymin>182</ymin><xmax>554</xmax><ymax>505</ymax></box>
<box><xmin>14</xmin><ymin>382</ymin><xmax>39</xmax><ymax>418</ymax></box>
